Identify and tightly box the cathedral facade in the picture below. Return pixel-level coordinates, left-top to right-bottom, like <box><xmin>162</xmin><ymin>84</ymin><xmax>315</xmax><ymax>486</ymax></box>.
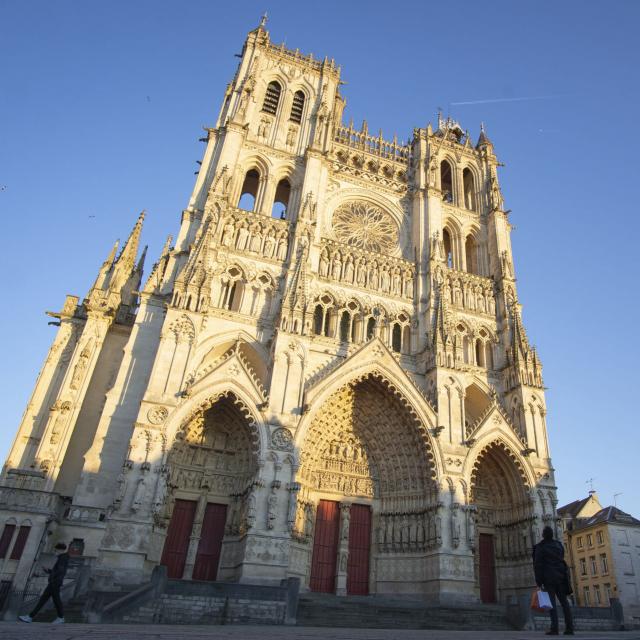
<box><xmin>0</xmin><ymin>22</ymin><xmax>558</xmax><ymax>605</ymax></box>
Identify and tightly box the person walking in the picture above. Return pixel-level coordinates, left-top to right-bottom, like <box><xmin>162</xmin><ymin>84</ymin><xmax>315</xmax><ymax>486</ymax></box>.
<box><xmin>533</xmin><ymin>526</ymin><xmax>575</xmax><ymax>636</ymax></box>
<box><xmin>18</xmin><ymin>542</ymin><xmax>69</xmax><ymax>624</ymax></box>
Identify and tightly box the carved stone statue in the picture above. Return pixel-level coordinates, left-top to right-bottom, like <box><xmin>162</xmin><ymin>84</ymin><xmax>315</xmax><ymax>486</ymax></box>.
<box><xmin>331</xmin><ymin>253</ymin><xmax>342</xmax><ymax>280</ymax></box>
<box><xmin>236</xmin><ymin>223</ymin><xmax>249</xmax><ymax>251</ymax></box>
<box><xmin>249</xmin><ymin>224</ymin><xmax>263</xmax><ymax>253</ymax></box>
<box><xmin>319</xmin><ymin>249</ymin><xmax>329</xmax><ymax>277</ymax></box>
<box><xmin>344</xmin><ymin>256</ymin><xmax>354</xmax><ymax>283</ymax></box>
<box><xmin>131</xmin><ymin>477</ymin><xmax>146</xmax><ymax>512</ymax></box>
<box><xmin>263</xmin><ymin>230</ymin><xmax>276</xmax><ymax>259</ymax></box>
<box><xmin>267</xmin><ymin>490</ymin><xmax>278</xmax><ymax>529</ymax></box>
<box><xmin>221</xmin><ymin>220</ymin><xmax>235</xmax><ymax>247</ymax></box>
<box><xmin>70</xmin><ymin>344</ymin><xmax>91</xmax><ymax>390</ymax></box>
<box><xmin>276</xmin><ymin>232</ymin><xmax>288</xmax><ymax>261</ymax></box>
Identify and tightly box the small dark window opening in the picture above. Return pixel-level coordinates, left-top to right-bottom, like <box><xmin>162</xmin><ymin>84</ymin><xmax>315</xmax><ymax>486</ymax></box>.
<box><xmin>366</xmin><ymin>317</ymin><xmax>376</xmax><ymax>341</ymax></box>
<box><xmin>313</xmin><ymin>305</ymin><xmax>324</xmax><ymax>335</ymax></box>
<box><xmin>290</xmin><ymin>91</ymin><xmax>305</xmax><ymax>123</ymax></box>
<box><xmin>272</xmin><ymin>179</ymin><xmax>291</xmax><ymax>219</ymax></box>
<box><xmin>392</xmin><ymin>323</ymin><xmax>402</xmax><ymax>353</ymax></box>
<box><xmin>339</xmin><ymin>311</ymin><xmax>351</xmax><ymax>342</ymax></box>
<box><xmin>262</xmin><ymin>81</ymin><xmax>282</xmax><ymax>115</ymax></box>
<box><xmin>443</xmin><ymin>229</ymin><xmax>453</xmax><ymax>268</ymax></box>
<box><xmin>238</xmin><ymin>169</ymin><xmax>260</xmax><ymax>211</ymax></box>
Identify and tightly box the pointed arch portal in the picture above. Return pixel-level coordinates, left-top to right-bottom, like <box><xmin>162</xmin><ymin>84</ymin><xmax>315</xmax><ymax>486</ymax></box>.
<box><xmin>160</xmin><ymin>392</ymin><xmax>259</xmax><ymax>582</ymax></box>
<box><xmin>295</xmin><ymin>374</ymin><xmax>438</xmax><ymax>595</ymax></box>
<box><xmin>470</xmin><ymin>441</ymin><xmax>535</xmax><ymax>602</ymax></box>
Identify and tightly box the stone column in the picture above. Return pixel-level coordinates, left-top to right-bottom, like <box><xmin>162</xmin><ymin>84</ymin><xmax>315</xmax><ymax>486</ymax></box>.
<box><xmin>335</xmin><ymin>502</ymin><xmax>351</xmax><ymax>596</ymax></box>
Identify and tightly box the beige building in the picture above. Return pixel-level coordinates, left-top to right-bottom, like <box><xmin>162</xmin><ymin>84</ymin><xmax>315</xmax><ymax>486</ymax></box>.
<box><xmin>560</xmin><ymin>494</ymin><xmax>640</xmax><ymax>621</ymax></box>
<box><xmin>0</xmin><ymin>20</ymin><xmax>558</xmax><ymax>606</ymax></box>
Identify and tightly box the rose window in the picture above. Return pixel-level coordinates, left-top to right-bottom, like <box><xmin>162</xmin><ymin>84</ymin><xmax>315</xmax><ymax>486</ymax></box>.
<box><xmin>332</xmin><ymin>201</ymin><xmax>399</xmax><ymax>253</ymax></box>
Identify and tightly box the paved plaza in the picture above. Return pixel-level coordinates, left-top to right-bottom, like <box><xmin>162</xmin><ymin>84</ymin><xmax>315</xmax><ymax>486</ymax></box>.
<box><xmin>0</xmin><ymin>623</ymin><xmax>639</xmax><ymax>640</ymax></box>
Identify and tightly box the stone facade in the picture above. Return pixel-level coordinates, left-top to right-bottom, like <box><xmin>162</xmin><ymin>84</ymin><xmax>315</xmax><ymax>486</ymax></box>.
<box><xmin>0</xmin><ymin>19</ymin><xmax>558</xmax><ymax>606</ymax></box>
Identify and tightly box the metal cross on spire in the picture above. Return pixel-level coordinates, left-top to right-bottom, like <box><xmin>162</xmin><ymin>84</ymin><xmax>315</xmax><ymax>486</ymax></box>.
<box><xmin>586</xmin><ymin>477</ymin><xmax>596</xmax><ymax>492</ymax></box>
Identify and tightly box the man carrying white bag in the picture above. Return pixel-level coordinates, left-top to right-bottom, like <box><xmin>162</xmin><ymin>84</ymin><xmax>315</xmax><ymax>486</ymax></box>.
<box><xmin>533</xmin><ymin>525</ymin><xmax>575</xmax><ymax>635</ymax></box>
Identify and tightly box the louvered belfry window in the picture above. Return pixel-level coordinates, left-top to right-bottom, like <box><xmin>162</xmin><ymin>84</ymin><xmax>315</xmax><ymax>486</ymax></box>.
<box><xmin>262</xmin><ymin>81</ymin><xmax>282</xmax><ymax>115</ymax></box>
<box><xmin>290</xmin><ymin>90</ymin><xmax>305</xmax><ymax>123</ymax></box>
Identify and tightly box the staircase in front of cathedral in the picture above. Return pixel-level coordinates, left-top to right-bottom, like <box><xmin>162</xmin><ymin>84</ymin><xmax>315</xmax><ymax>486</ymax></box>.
<box><xmin>296</xmin><ymin>593</ymin><xmax>514</xmax><ymax>630</ymax></box>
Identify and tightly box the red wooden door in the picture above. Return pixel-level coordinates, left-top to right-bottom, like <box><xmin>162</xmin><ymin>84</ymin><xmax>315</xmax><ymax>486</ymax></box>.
<box><xmin>479</xmin><ymin>533</ymin><xmax>497</xmax><ymax>603</ymax></box>
<box><xmin>161</xmin><ymin>499</ymin><xmax>197</xmax><ymax>579</ymax></box>
<box><xmin>347</xmin><ymin>504</ymin><xmax>371</xmax><ymax>595</ymax></box>
<box><xmin>309</xmin><ymin>500</ymin><xmax>340</xmax><ymax>593</ymax></box>
<box><xmin>192</xmin><ymin>503</ymin><xmax>227</xmax><ymax>581</ymax></box>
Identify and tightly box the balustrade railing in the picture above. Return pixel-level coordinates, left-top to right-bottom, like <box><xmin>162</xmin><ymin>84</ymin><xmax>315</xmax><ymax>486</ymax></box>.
<box><xmin>334</xmin><ymin>125</ymin><xmax>410</xmax><ymax>164</ymax></box>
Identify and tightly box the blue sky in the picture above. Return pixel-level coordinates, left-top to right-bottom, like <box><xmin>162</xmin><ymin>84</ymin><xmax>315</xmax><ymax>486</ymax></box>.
<box><xmin>1</xmin><ymin>1</ymin><xmax>638</xmax><ymax>516</ymax></box>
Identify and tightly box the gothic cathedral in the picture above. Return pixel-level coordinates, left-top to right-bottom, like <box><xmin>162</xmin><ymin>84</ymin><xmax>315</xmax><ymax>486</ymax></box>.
<box><xmin>0</xmin><ymin>22</ymin><xmax>558</xmax><ymax>604</ymax></box>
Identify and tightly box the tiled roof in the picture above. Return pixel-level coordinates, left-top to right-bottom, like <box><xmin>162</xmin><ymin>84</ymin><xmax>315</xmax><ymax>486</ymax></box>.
<box><xmin>558</xmin><ymin>497</ymin><xmax>591</xmax><ymax>518</ymax></box>
<box><xmin>572</xmin><ymin>506</ymin><xmax>640</xmax><ymax>531</ymax></box>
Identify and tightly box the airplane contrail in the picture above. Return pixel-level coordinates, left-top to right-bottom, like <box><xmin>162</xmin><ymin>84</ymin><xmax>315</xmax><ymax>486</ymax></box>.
<box><xmin>450</xmin><ymin>95</ymin><xmax>558</xmax><ymax>106</ymax></box>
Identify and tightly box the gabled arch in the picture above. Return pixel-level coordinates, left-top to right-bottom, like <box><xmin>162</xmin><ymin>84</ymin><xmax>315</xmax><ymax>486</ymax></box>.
<box><xmin>465</xmin><ymin>435</ymin><xmax>535</xmax><ymax>497</ymax></box>
<box><xmin>164</xmin><ymin>386</ymin><xmax>267</xmax><ymax>460</ymax></box>
<box><xmin>297</xmin><ymin>339</ymin><xmax>441</xmax><ymax>475</ymax></box>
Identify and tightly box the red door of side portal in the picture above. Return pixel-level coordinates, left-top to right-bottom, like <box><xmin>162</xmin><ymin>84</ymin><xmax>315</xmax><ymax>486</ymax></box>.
<box><xmin>479</xmin><ymin>533</ymin><xmax>497</xmax><ymax>603</ymax></box>
<box><xmin>309</xmin><ymin>500</ymin><xmax>340</xmax><ymax>593</ymax></box>
<box><xmin>347</xmin><ymin>504</ymin><xmax>371</xmax><ymax>595</ymax></box>
<box><xmin>193</xmin><ymin>503</ymin><xmax>227</xmax><ymax>581</ymax></box>
<box><xmin>161</xmin><ymin>499</ymin><xmax>197</xmax><ymax>579</ymax></box>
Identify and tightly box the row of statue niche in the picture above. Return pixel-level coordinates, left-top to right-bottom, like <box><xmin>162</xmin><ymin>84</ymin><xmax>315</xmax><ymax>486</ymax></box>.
<box><xmin>442</xmin><ymin>275</ymin><xmax>496</xmax><ymax>314</ymax></box>
<box><xmin>375</xmin><ymin>510</ymin><xmax>442</xmax><ymax>552</ymax></box>
<box><xmin>220</xmin><ymin>217</ymin><xmax>289</xmax><ymax>261</ymax></box>
<box><xmin>319</xmin><ymin>248</ymin><xmax>414</xmax><ymax>299</ymax></box>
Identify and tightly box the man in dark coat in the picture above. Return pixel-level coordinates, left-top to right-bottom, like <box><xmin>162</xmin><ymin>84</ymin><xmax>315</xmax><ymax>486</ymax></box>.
<box><xmin>533</xmin><ymin>526</ymin><xmax>574</xmax><ymax>636</ymax></box>
<box><xmin>19</xmin><ymin>542</ymin><xmax>69</xmax><ymax>624</ymax></box>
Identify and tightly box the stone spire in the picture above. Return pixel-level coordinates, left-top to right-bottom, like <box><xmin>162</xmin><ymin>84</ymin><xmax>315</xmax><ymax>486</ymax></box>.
<box><xmin>85</xmin><ymin>212</ymin><xmax>146</xmax><ymax>318</ymax></box>
<box><xmin>142</xmin><ymin>235</ymin><xmax>173</xmax><ymax>295</ymax></box>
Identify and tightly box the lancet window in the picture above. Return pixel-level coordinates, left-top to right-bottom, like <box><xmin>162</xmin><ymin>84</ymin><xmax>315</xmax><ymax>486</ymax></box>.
<box><xmin>271</xmin><ymin>178</ymin><xmax>291</xmax><ymax>219</ymax></box>
<box><xmin>238</xmin><ymin>169</ymin><xmax>260</xmax><ymax>211</ymax></box>
<box><xmin>463</xmin><ymin>168</ymin><xmax>477</xmax><ymax>211</ymax></box>
<box><xmin>262</xmin><ymin>81</ymin><xmax>282</xmax><ymax>115</ymax></box>
<box><xmin>290</xmin><ymin>90</ymin><xmax>305</xmax><ymax>123</ymax></box>
<box><xmin>441</xmin><ymin>160</ymin><xmax>454</xmax><ymax>203</ymax></box>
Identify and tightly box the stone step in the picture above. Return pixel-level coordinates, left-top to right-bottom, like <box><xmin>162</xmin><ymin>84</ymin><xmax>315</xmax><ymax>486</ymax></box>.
<box><xmin>296</xmin><ymin>595</ymin><xmax>513</xmax><ymax>630</ymax></box>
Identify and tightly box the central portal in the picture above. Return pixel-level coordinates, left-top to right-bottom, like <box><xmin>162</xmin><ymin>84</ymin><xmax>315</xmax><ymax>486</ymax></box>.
<box><xmin>295</xmin><ymin>374</ymin><xmax>437</xmax><ymax>595</ymax></box>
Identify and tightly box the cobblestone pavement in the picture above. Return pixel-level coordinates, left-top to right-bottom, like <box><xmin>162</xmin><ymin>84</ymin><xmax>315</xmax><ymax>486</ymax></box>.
<box><xmin>1</xmin><ymin>623</ymin><xmax>639</xmax><ymax>640</ymax></box>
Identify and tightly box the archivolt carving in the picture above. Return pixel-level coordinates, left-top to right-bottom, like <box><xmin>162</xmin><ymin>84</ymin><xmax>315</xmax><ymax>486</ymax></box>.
<box><xmin>298</xmin><ymin>374</ymin><xmax>438</xmax><ymax>510</ymax></box>
<box><xmin>161</xmin><ymin>392</ymin><xmax>261</xmax><ymax>531</ymax></box>
<box><xmin>173</xmin><ymin>391</ymin><xmax>260</xmax><ymax>458</ymax></box>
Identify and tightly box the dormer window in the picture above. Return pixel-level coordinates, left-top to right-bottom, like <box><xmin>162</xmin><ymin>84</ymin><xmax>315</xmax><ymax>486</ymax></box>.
<box><xmin>262</xmin><ymin>81</ymin><xmax>282</xmax><ymax>115</ymax></box>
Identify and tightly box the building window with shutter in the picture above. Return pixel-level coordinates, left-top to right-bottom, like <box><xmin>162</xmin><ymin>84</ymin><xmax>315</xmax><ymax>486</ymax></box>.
<box><xmin>600</xmin><ymin>553</ymin><xmax>609</xmax><ymax>574</ymax></box>
<box><xmin>9</xmin><ymin>525</ymin><xmax>30</xmax><ymax>560</ymax></box>
<box><xmin>0</xmin><ymin>524</ymin><xmax>16</xmax><ymax>558</ymax></box>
